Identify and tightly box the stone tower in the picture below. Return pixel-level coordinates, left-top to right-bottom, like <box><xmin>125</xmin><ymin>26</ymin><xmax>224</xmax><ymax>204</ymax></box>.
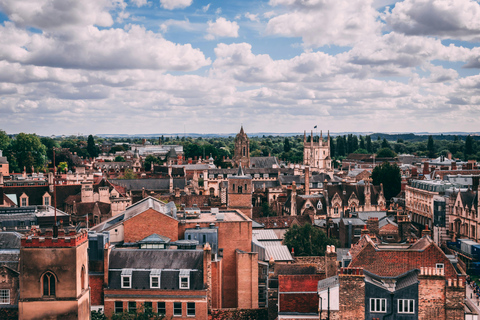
<box><xmin>227</xmin><ymin>165</ymin><xmax>253</xmax><ymax>218</ymax></box>
<box><xmin>303</xmin><ymin>130</ymin><xmax>333</xmax><ymax>177</ymax></box>
<box><xmin>18</xmin><ymin>228</ymin><xmax>90</xmax><ymax>320</ymax></box>
<box><xmin>233</xmin><ymin>126</ymin><xmax>250</xmax><ymax>168</ymax></box>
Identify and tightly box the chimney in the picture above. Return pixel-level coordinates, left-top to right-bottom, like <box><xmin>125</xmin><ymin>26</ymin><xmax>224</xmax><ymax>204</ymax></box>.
<box><xmin>361</xmin><ymin>224</ymin><xmax>369</xmax><ymax>236</ymax></box>
<box><xmin>291</xmin><ymin>181</ymin><xmax>297</xmax><ymax>216</ymax></box>
<box><xmin>0</xmin><ymin>173</ymin><xmax>3</xmax><ymax>187</ymax></box>
<box><xmin>367</xmin><ymin>217</ymin><xmax>379</xmax><ymax>237</ymax></box>
<box><xmin>103</xmin><ymin>243</ymin><xmax>112</xmax><ymax>286</ymax></box>
<box><xmin>203</xmin><ymin>243</ymin><xmax>212</xmax><ymax>311</ymax></box>
<box><xmin>422</xmin><ymin>225</ymin><xmax>432</xmax><ymax>238</ymax></box>
<box><xmin>423</xmin><ymin>162</ymin><xmax>430</xmax><ymax>175</ymax></box>
<box><xmin>451</xmin><ymin>161</ymin><xmax>457</xmax><ymax>170</ymax></box>
<box><xmin>325</xmin><ymin>245</ymin><xmax>338</xmax><ymax>278</ymax></box>
<box><xmin>305</xmin><ymin>166</ymin><xmax>310</xmax><ymax>196</ymax></box>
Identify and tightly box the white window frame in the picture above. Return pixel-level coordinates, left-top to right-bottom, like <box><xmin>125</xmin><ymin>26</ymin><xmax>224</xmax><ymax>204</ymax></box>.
<box><xmin>150</xmin><ymin>269</ymin><xmax>161</xmax><ymax>289</ymax></box>
<box><xmin>180</xmin><ymin>276</ymin><xmax>190</xmax><ymax>289</ymax></box>
<box><xmin>173</xmin><ymin>302</ymin><xmax>182</xmax><ymax>316</ymax></box>
<box><xmin>0</xmin><ymin>289</ymin><xmax>9</xmax><ymax>304</ymax></box>
<box><xmin>370</xmin><ymin>298</ymin><xmax>387</xmax><ymax>313</ymax></box>
<box><xmin>179</xmin><ymin>269</ymin><xmax>190</xmax><ymax>289</ymax></box>
<box><xmin>187</xmin><ymin>302</ymin><xmax>195</xmax><ymax>317</ymax></box>
<box><xmin>121</xmin><ymin>275</ymin><xmax>131</xmax><ymax>288</ymax></box>
<box><xmin>397</xmin><ymin>299</ymin><xmax>415</xmax><ymax>314</ymax></box>
<box><xmin>436</xmin><ymin>263</ymin><xmax>444</xmax><ymax>270</ymax></box>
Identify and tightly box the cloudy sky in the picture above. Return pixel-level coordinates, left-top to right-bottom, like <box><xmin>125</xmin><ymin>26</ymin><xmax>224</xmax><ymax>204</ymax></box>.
<box><xmin>1</xmin><ymin>0</ymin><xmax>480</xmax><ymax>136</ymax></box>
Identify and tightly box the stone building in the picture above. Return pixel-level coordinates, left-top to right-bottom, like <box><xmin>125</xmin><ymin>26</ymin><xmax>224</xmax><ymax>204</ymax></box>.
<box><xmin>227</xmin><ymin>166</ymin><xmax>253</xmax><ymax>218</ymax></box>
<box><xmin>303</xmin><ymin>131</ymin><xmax>333</xmax><ymax>177</ymax></box>
<box><xmin>233</xmin><ymin>126</ymin><xmax>250</xmax><ymax>168</ymax></box>
<box><xmin>18</xmin><ymin>228</ymin><xmax>90</xmax><ymax>320</ymax></box>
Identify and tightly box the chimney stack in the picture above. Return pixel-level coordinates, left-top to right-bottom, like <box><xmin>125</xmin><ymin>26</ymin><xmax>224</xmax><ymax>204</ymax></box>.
<box><xmin>325</xmin><ymin>245</ymin><xmax>338</xmax><ymax>278</ymax></box>
<box><xmin>305</xmin><ymin>166</ymin><xmax>310</xmax><ymax>196</ymax></box>
<box><xmin>422</xmin><ymin>225</ymin><xmax>432</xmax><ymax>238</ymax></box>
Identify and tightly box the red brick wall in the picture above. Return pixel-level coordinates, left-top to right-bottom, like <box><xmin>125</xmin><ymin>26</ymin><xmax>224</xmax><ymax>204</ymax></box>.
<box><xmin>418</xmin><ymin>277</ymin><xmax>445</xmax><ymax>320</ymax></box>
<box><xmin>104</xmin><ymin>289</ymin><xmax>207</xmax><ymax>319</ymax></box>
<box><xmin>211</xmin><ymin>259</ymin><xmax>223</xmax><ymax>309</ymax></box>
<box><xmin>123</xmin><ymin>208</ymin><xmax>178</xmax><ymax>243</ymax></box>
<box><xmin>279</xmin><ymin>274</ymin><xmax>324</xmax><ymax>292</ymax></box>
<box><xmin>89</xmin><ymin>274</ymin><xmax>104</xmax><ymax>306</ymax></box>
<box><xmin>338</xmin><ymin>274</ymin><xmax>365</xmax><ymax>320</ymax></box>
<box><xmin>179</xmin><ymin>219</ymin><xmax>252</xmax><ymax>309</ymax></box>
<box><xmin>236</xmin><ymin>250</ymin><xmax>258</xmax><ymax>309</ymax></box>
<box><xmin>279</xmin><ymin>293</ymin><xmax>318</xmax><ymax>313</ymax></box>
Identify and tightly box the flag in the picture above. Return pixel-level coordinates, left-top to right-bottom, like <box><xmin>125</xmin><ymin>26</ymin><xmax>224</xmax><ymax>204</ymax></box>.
<box><xmin>314</xmin><ymin>125</ymin><xmax>317</xmax><ymax>129</ymax></box>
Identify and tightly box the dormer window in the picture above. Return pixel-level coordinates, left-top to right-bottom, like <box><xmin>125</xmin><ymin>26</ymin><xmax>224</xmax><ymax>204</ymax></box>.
<box><xmin>179</xmin><ymin>269</ymin><xmax>190</xmax><ymax>289</ymax></box>
<box><xmin>121</xmin><ymin>269</ymin><xmax>132</xmax><ymax>288</ymax></box>
<box><xmin>150</xmin><ymin>269</ymin><xmax>161</xmax><ymax>288</ymax></box>
<box><xmin>317</xmin><ymin>202</ymin><xmax>322</xmax><ymax>210</ymax></box>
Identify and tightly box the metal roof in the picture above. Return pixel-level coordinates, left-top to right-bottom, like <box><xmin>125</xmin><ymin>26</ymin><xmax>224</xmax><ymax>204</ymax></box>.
<box><xmin>253</xmin><ymin>229</ymin><xmax>279</xmax><ymax>241</ymax></box>
<box><xmin>265</xmin><ymin>244</ymin><xmax>294</xmax><ymax>262</ymax></box>
<box><xmin>317</xmin><ymin>276</ymin><xmax>339</xmax><ymax>291</ymax></box>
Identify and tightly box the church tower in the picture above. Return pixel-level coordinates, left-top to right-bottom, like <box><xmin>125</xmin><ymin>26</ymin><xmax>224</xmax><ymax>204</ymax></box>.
<box><xmin>227</xmin><ymin>165</ymin><xmax>253</xmax><ymax>218</ymax></box>
<box><xmin>233</xmin><ymin>126</ymin><xmax>250</xmax><ymax>168</ymax></box>
<box><xmin>18</xmin><ymin>228</ymin><xmax>90</xmax><ymax>320</ymax></box>
<box><xmin>303</xmin><ymin>130</ymin><xmax>333</xmax><ymax>177</ymax></box>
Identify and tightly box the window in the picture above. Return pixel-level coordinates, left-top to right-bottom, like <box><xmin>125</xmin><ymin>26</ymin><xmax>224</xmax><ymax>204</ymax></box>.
<box><xmin>187</xmin><ymin>302</ymin><xmax>195</xmax><ymax>316</ymax></box>
<box><xmin>150</xmin><ymin>269</ymin><xmax>161</xmax><ymax>288</ymax></box>
<box><xmin>180</xmin><ymin>276</ymin><xmax>189</xmax><ymax>289</ymax></box>
<box><xmin>144</xmin><ymin>302</ymin><xmax>152</xmax><ymax>314</ymax></box>
<box><xmin>128</xmin><ymin>301</ymin><xmax>136</xmax><ymax>313</ymax></box>
<box><xmin>0</xmin><ymin>289</ymin><xmax>9</xmax><ymax>304</ymax></box>
<box><xmin>436</xmin><ymin>263</ymin><xmax>444</xmax><ymax>270</ymax></box>
<box><xmin>157</xmin><ymin>302</ymin><xmax>166</xmax><ymax>315</ymax></box>
<box><xmin>398</xmin><ymin>299</ymin><xmax>415</xmax><ymax>314</ymax></box>
<box><xmin>370</xmin><ymin>298</ymin><xmax>386</xmax><ymax>313</ymax></box>
<box><xmin>238</xmin><ymin>186</ymin><xmax>243</xmax><ymax>193</ymax></box>
<box><xmin>121</xmin><ymin>269</ymin><xmax>132</xmax><ymax>288</ymax></box>
<box><xmin>44</xmin><ymin>196</ymin><xmax>50</xmax><ymax>206</ymax></box>
<box><xmin>21</xmin><ymin>198</ymin><xmax>27</xmax><ymax>207</ymax></box>
<box><xmin>174</xmin><ymin>302</ymin><xmax>182</xmax><ymax>316</ymax></box>
<box><xmin>115</xmin><ymin>301</ymin><xmax>123</xmax><ymax>313</ymax></box>
<box><xmin>43</xmin><ymin>272</ymin><xmax>56</xmax><ymax>296</ymax></box>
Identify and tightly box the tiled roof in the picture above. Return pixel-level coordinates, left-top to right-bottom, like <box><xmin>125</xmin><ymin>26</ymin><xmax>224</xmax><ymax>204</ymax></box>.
<box><xmin>250</xmin><ymin>156</ymin><xmax>279</xmax><ymax>169</ymax></box>
<box><xmin>254</xmin><ymin>215</ymin><xmax>312</xmax><ymax>229</ymax></box>
<box><xmin>349</xmin><ymin>235</ymin><xmax>457</xmax><ymax>278</ymax></box>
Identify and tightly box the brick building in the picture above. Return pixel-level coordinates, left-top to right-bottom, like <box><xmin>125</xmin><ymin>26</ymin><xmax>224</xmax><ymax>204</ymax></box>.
<box><xmin>233</xmin><ymin>126</ymin><xmax>250</xmax><ymax>168</ymax></box>
<box><xmin>18</xmin><ymin>228</ymin><xmax>90</xmax><ymax>320</ymax></box>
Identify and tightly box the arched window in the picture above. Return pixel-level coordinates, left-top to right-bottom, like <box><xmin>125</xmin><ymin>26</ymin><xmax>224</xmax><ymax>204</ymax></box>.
<box><xmin>43</xmin><ymin>272</ymin><xmax>56</xmax><ymax>296</ymax></box>
<box><xmin>81</xmin><ymin>266</ymin><xmax>86</xmax><ymax>290</ymax></box>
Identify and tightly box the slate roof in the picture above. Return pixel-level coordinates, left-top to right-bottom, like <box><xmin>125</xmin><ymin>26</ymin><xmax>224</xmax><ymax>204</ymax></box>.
<box><xmin>254</xmin><ymin>215</ymin><xmax>311</xmax><ymax>229</ymax></box>
<box><xmin>250</xmin><ymin>156</ymin><xmax>279</xmax><ymax>169</ymax></box>
<box><xmin>108</xmin><ymin>249</ymin><xmax>204</xmax><ymax>291</ymax></box>
<box><xmin>137</xmin><ymin>233</ymin><xmax>171</xmax><ymax>244</ymax></box>
<box><xmin>110</xmin><ymin>178</ymin><xmax>185</xmax><ymax>191</ymax></box>
<box><xmin>317</xmin><ymin>276</ymin><xmax>339</xmax><ymax>291</ymax></box>
<box><xmin>325</xmin><ymin>183</ymin><xmax>383</xmax><ymax>206</ymax></box>
<box><xmin>0</xmin><ymin>184</ymin><xmax>81</xmax><ymax>208</ymax></box>
<box><xmin>460</xmin><ymin>190</ymin><xmax>478</xmax><ymax>209</ymax></box>
<box><xmin>90</xmin><ymin>197</ymin><xmax>177</xmax><ymax>233</ymax></box>
<box><xmin>72</xmin><ymin>202</ymin><xmax>111</xmax><ymax>217</ymax></box>
<box><xmin>0</xmin><ymin>232</ymin><xmax>21</xmax><ymax>249</ymax></box>
<box><xmin>364</xmin><ymin>269</ymin><xmax>418</xmax><ymax>292</ymax></box>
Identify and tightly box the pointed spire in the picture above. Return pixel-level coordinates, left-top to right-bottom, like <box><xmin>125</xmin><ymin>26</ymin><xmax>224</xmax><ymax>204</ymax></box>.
<box><xmin>304</xmin><ymin>131</ymin><xmax>306</xmax><ymax>143</ymax></box>
<box><xmin>237</xmin><ymin>162</ymin><xmax>245</xmax><ymax>176</ymax></box>
<box><xmin>240</xmin><ymin>125</ymin><xmax>245</xmax><ymax>135</ymax></box>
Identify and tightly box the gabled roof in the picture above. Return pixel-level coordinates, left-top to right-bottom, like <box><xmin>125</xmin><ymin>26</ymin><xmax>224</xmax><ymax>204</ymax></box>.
<box><xmin>90</xmin><ymin>196</ymin><xmax>177</xmax><ymax>232</ymax></box>
<box><xmin>138</xmin><ymin>233</ymin><xmax>171</xmax><ymax>244</ymax></box>
<box><xmin>250</xmin><ymin>156</ymin><xmax>279</xmax><ymax>169</ymax></box>
<box><xmin>349</xmin><ymin>235</ymin><xmax>457</xmax><ymax>278</ymax></box>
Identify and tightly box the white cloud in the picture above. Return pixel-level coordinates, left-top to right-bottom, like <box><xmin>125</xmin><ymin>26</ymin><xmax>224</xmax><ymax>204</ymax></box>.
<box><xmin>265</xmin><ymin>0</ymin><xmax>382</xmax><ymax>47</ymax></box>
<box><xmin>159</xmin><ymin>0</ymin><xmax>192</xmax><ymax>10</ymax></box>
<box><xmin>385</xmin><ymin>0</ymin><xmax>480</xmax><ymax>41</ymax></box>
<box><xmin>0</xmin><ymin>23</ymin><xmax>211</xmax><ymax>71</ymax></box>
<box><xmin>205</xmin><ymin>18</ymin><xmax>239</xmax><ymax>40</ymax></box>
<box><xmin>202</xmin><ymin>3</ymin><xmax>211</xmax><ymax>12</ymax></box>
<box><xmin>131</xmin><ymin>0</ymin><xmax>147</xmax><ymax>6</ymax></box>
<box><xmin>245</xmin><ymin>13</ymin><xmax>259</xmax><ymax>22</ymax></box>
<box><xmin>0</xmin><ymin>0</ymin><xmax>121</xmax><ymax>31</ymax></box>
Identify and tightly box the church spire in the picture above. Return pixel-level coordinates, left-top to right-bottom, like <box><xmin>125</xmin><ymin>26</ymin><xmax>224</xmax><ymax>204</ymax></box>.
<box><xmin>237</xmin><ymin>162</ymin><xmax>245</xmax><ymax>176</ymax></box>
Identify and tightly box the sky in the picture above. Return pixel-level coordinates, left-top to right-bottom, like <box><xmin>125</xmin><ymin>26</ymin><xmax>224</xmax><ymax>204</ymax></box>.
<box><xmin>1</xmin><ymin>0</ymin><xmax>480</xmax><ymax>136</ymax></box>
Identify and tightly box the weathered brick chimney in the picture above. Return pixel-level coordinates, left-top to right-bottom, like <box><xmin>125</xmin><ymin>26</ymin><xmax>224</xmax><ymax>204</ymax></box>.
<box><xmin>304</xmin><ymin>166</ymin><xmax>310</xmax><ymax>196</ymax></box>
<box><xmin>366</xmin><ymin>217</ymin><xmax>379</xmax><ymax>237</ymax></box>
<box><xmin>325</xmin><ymin>245</ymin><xmax>338</xmax><ymax>278</ymax></box>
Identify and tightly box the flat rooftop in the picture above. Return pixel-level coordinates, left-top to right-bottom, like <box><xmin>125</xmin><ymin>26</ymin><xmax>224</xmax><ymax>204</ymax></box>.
<box><xmin>179</xmin><ymin>210</ymin><xmax>250</xmax><ymax>223</ymax></box>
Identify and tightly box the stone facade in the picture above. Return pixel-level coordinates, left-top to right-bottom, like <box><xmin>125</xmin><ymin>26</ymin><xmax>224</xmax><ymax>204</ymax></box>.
<box><xmin>233</xmin><ymin>127</ymin><xmax>250</xmax><ymax>168</ymax></box>
<box><xmin>303</xmin><ymin>130</ymin><xmax>333</xmax><ymax>177</ymax></box>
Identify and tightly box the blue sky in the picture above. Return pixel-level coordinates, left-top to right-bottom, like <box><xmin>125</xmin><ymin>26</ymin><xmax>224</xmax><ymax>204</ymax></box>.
<box><xmin>0</xmin><ymin>0</ymin><xmax>479</xmax><ymax>136</ymax></box>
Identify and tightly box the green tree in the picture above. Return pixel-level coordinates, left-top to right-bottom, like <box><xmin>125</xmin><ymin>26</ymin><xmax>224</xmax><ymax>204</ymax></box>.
<box><xmin>427</xmin><ymin>135</ymin><xmax>436</xmax><ymax>158</ymax></box>
<box><xmin>91</xmin><ymin>310</ymin><xmax>107</xmax><ymax>320</ymax></box>
<box><xmin>371</xmin><ymin>161</ymin><xmax>401</xmax><ymax>203</ymax></box>
<box><xmin>465</xmin><ymin>135</ymin><xmax>474</xmax><ymax>159</ymax></box>
<box><xmin>120</xmin><ymin>168</ymin><xmax>136</xmax><ymax>179</ymax></box>
<box><xmin>87</xmin><ymin>135</ymin><xmax>99</xmax><ymax>158</ymax></box>
<box><xmin>283</xmin><ymin>224</ymin><xmax>340</xmax><ymax>256</ymax></box>
<box><xmin>381</xmin><ymin>138</ymin><xmax>391</xmax><ymax>149</ymax></box>
<box><xmin>8</xmin><ymin>133</ymin><xmax>46</xmax><ymax>172</ymax></box>
<box><xmin>353</xmin><ymin>148</ymin><xmax>368</xmax><ymax>154</ymax></box>
<box><xmin>366</xmin><ymin>135</ymin><xmax>373</xmax><ymax>153</ymax></box>
<box><xmin>144</xmin><ymin>155</ymin><xmax>161</xmax><ymax>171</ymax></box>
<box><xmin>283</xmin><ymin>137</ymin><xmax>291</xmax><ymax>153</ymax></box>
<box><xmin>115</xmin><ymin>156</ymin><xmax>126</xmax><ymax>162</ymax></box>
<box><xmin>359</xmin><ymin>135</ymin><xmax>365</xmax><ymax>150</ymax></box>
<box><xmin>376</xmin><ymin>148</ymin><xmax>397</xmax><ymax>158</ymax></box>
<box><xmin>261</xmin><ymin>202</ymin><xmax>274</xmax><ymax>217</ymax></box>
<box><xmin>0</xmin><ymin>129</ymin><xmax>10</xmax><ymax>152</ymax></box>
<box><xmin>58</xmin><ymin>162</ymin><xmax>68</xmax><ymax>173</ymax></box>
<box><xmin>330</xmin><ymin>136</ymin><xmax>335</xmax><ymax>158</ymax></box>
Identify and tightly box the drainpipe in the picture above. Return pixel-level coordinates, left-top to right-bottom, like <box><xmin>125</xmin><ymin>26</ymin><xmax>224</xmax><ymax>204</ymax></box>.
<box><xmin>384</xmin><ymin>292</ymin><xmax>395</xmax><ymax>319</ymax></box>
